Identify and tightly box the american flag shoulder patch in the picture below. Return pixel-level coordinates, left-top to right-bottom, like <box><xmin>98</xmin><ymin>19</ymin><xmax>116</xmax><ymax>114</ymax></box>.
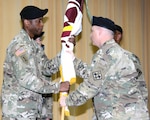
<box><xmin>92</xmin><ymin>71</ymin><xmax>102</xmax><ymax>80</ymax></box>
<box><xmin>15</xmin><ymin>47</ymin><xmax>26</xmax><ymax>56</ymax></box>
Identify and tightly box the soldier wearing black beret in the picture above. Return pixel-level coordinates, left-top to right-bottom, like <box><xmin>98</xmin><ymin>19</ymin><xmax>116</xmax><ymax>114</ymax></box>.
<box><xmin>2</xmin><ymin>5</ymin><xmax>71</xmax><ymax>120</ymax></box>
<box><xmin>60</xmin><ymin>16</ymin><xmax>149</xmax><ymax>120</ymax></box>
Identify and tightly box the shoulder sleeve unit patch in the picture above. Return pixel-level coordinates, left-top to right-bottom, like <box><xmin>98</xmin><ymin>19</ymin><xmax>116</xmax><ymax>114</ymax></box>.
<box><xmin>92</xmin><ymin>71</ymin><xmax>102</xmax><ymax>80</ymax></box>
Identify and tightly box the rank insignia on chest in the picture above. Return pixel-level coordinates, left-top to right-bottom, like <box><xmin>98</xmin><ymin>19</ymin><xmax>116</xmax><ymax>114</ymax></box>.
<box><xmin>92</xmin><ymin>71</ymin><xmax>102</xmax><ymax>80</ymax></box>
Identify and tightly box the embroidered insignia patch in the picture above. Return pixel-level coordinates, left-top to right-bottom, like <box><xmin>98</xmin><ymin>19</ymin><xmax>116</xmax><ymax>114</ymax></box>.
<box><xmin>15</xmin><ymin>47</ymin><xmax>26</xmax><ymax>56</ymax></box>
<box><xmin>92</xmin><ymin>71</ymin><xmax>102</xmax><ymax>80</ymax></box>
<box><xmin>20</xmin><ymin>54</ymin><xmax>28</xmax><ymax>64</ymax></box>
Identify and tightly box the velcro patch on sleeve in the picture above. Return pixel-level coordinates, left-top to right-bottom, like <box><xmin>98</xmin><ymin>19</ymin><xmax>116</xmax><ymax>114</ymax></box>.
<box><xmin>20</xmin><ymin>54</ymin><xmax>28</xmax><ymax>64</ymax></box>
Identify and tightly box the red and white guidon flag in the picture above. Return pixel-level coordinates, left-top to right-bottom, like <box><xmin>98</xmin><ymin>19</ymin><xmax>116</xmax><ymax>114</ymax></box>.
<box><xmin>60</xmin><ymin>0</ymin><xmax>84</xmax><ymax>116</ymax></box>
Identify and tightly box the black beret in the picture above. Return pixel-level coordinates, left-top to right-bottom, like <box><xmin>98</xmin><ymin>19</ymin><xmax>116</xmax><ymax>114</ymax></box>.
<box><xmin>92</xmin><ymin>16</ymin><xmax>115</xmax><ymax>32</ymax></box>
<box><xmin>20</xmin><ymin>6</ymin><xmax>48</xmax><ymax>20</ymax></box>
<box><xmin>33</xmin><ymin>32</ymin><xmax>45</xmax><ymax>40</ymax></box>
<box><xmin>115</xmin><ymin>24</ymin><xmax>123</xmax><ymax>33</ymax></box>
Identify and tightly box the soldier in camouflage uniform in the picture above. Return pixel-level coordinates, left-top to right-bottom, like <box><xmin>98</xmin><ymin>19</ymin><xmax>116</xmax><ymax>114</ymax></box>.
<box><xmin>1</xmin><ymin>6</ymin><xmax>71</xmax><ymax>120</ymax></box>
<box><xmin>60</xmin><ymin>16</ymin><xmax>150</xmax><ymax>120</ymax></box>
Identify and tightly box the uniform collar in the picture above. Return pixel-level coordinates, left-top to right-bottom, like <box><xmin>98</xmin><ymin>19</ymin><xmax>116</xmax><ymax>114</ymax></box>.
<box><xmin>100</xmin><ymin>39</ymin><xmax>116</xmax><ymax>48</ymax></box>
<box><xmin>20</xmin><ymin>29</ymin><xmax>39</xmax><ymax>49</ymax></box>
<box><xmin>20</xmin><ymin>29</ymin><xmax>32</xmax><ymax>41</ymax></box>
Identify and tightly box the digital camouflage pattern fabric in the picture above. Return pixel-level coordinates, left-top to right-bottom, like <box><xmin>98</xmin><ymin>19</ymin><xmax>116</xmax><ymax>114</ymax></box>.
<box><xmin>2</xmin><ymin>29</ymin><xmax>61</xmax><ymax>120</ymax></box>
<box><xmin>41</xmin><ymin>75</ymin><xmax>53</xmax><ymax>119</ymax></box>
<box><xmin>67</xmin><ymin>39</ymin><xmax>150</xmax><ymax>120</ymax></box>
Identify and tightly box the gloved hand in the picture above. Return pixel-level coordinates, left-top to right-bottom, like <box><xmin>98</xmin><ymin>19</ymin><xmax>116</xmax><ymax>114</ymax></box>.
<box><xmin>59</xmin><ymin>96</ymin><xmax>67</xmax><ymax>107</ymax></box>
<box><xmin>68</xmin><ymin>35</ymin><xmax>76</xmax><ymax>46</ymax></box>
<box><xmin>61</xmin><ymin>38</ymin><xmax>75</xmax><ymax>61</ymax></box>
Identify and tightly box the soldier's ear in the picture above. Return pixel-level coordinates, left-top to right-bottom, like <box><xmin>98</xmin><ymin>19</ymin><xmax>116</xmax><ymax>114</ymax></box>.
<box><xmin>24</xmin><ymin>19</ymin><xmax>31</xmax><ymax>27</ymax></box>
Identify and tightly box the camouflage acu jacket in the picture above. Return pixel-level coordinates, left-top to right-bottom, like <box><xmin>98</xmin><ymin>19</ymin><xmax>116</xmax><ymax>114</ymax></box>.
<box><xmin>67</xmin><ymin>39</ymin><xmax>150</xmax><ymax>120</ymax></box>
<box><xmin>2</xmin><ymin>29</ymin><xmax>60</xmax><ymax>119</ymax></box>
